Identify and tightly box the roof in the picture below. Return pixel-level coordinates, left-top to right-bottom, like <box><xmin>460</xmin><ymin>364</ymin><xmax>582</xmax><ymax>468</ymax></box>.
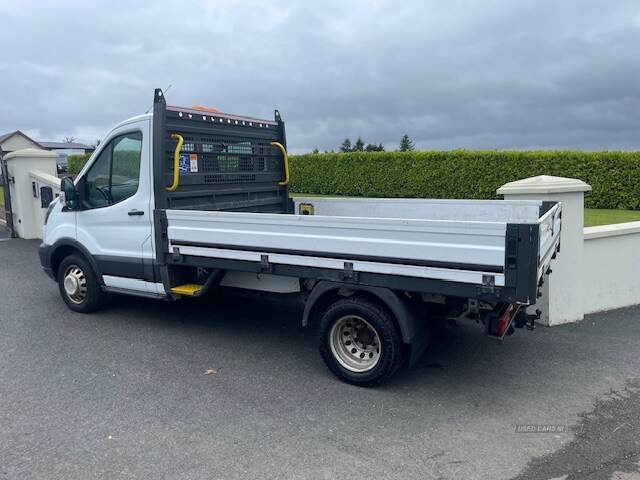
<box><xmin>39</xmin><ymin>141</ymin><xmax>94</xmax><ymax>150</ymax></box>
<box><xmin>0</xmin><ymin>130</ymin><xmax>44</xmax><ymax>149</ymax></box>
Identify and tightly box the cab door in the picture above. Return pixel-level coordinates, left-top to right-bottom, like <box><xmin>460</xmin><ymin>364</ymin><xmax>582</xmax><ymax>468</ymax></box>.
<box><xmin>75</xmin><ymin>119</ymin><xmax>155</xmax><ymax>291</ymax></box>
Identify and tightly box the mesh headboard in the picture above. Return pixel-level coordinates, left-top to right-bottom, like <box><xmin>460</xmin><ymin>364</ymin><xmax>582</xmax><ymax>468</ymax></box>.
<box><xmin>152</xmin><ymin>89</ymin><xmax>289</xmax><ymax>213</ymax></box>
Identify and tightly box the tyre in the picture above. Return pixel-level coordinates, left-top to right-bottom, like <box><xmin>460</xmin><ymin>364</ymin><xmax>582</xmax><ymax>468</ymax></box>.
<box><xmin>57</xmin><ymin>254</ymin><xmax>105</xmax><ymax>313</ymax></box>
<box><xmin>318</xmin><ymin>296</ymin><xmax>405</xmax><ymax>386</ymax></box>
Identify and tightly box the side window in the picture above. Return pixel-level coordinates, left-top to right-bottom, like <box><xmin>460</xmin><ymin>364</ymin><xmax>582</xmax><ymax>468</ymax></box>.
<box><xmin>85</xmin><ymin>145</ymin><xmax>112</xmax><ymax>208</ymax></box>
<box><xmin>83</xmin><ymin>132</ymin><xmax>142</xmax><ymax>209</ymax></box>
<box><xmin>111</xmin><ymin>133</ymin><xmax>142</xmax><ymax>204</ymax></box>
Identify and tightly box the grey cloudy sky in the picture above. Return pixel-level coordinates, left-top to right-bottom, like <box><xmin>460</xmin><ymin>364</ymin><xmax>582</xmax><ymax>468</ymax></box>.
<box><xmin>1</xmin><ymin>0</ymin><xmax>639</xmax><ymax>152</ymax></box>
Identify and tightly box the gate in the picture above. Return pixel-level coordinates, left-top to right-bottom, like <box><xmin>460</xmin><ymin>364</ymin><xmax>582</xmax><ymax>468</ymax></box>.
<box><xmin>0</xmin><ymin>147</ymin><xmax>16</xmax><ymax>237</ymax></box>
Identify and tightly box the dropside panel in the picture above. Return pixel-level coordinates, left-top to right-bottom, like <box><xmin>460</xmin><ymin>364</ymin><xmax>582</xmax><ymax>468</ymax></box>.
<box><xmin>293</xmin><ymin>197</ymin><xmax>546</xmax><ymax>223</ymax></box>
<box><xmin>165</xmin><ymin>209</ymin><xmax>508</xmax><ymax>286</ymax></box>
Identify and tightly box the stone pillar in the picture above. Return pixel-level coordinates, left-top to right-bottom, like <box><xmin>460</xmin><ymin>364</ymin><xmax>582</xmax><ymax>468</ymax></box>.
<box><xmin>5</xmin><ymin>148</ymin><xmax>58</xmax><ymax>239</ymax></box>
<box><xmin>497</xmin><ymin>175</ymin><xmax>591</xmax><ymax>326</ymax></box>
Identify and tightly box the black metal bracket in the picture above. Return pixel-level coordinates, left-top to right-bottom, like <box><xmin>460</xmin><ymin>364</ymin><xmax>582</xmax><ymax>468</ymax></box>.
<box><xmin>260</xmin><ymin>254</ymin><xmax>273</xmax><ymax>273</ymax></box>
<box><xmin>341</xmin><ymin>262</ymin><xmax>358</xmax><ymax>281</ymax></box>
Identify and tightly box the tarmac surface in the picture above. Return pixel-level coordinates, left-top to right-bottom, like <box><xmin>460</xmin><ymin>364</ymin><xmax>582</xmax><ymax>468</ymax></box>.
<box><xmin>1</xmin><ymin>229</ymin><xmax>639</xmax><ymax>479</ymax></box>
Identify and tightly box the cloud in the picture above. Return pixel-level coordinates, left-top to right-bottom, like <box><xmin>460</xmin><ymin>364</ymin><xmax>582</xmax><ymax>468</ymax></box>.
<box><xmin>0</xmin><ymin>0</ymin><xmax>639</xmax><ymax>151</ymax></box>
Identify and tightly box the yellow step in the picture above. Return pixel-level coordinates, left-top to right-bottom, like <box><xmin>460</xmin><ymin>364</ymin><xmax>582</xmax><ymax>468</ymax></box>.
<box><xmin>170</xmin><ymin>284</ymin><xmax>203</xmax><ymax>296</ymax></box>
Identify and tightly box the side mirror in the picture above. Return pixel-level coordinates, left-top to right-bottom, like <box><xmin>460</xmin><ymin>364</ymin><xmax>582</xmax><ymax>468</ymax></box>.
<box><xmin>60</xmin><ymin>176</ymin><xmax>78</xmax><ymax>210</ymax></box>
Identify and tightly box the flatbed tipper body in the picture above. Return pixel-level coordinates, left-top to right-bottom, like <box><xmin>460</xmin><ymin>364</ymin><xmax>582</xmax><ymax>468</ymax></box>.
<box><xmin>40</xmin><ymin>89</ymin><xmax>562</xmax><ymax>385</ymax></box>
<box><xmin>165</xmin><ymin>198</ymin><xmax>561</xmax><ymax>305</ymax></box>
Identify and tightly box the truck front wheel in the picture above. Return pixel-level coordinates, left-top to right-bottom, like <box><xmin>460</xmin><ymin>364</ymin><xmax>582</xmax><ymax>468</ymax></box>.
<box><xmin>57</xmin><ymin>254</ymin><xmax>105</xmax><ymax>313</ymax></box>
<box><xmin>318</xmin><ymin>296</ymin><xmax>404</xmax><ymax>386</ymax></box>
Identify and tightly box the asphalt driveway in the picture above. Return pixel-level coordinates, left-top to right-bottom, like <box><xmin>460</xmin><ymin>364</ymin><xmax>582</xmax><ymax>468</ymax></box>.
<box><xmin>1</xmin><ymin>230</ymin><xmax>639</xmax><ymax>480</ymax></box>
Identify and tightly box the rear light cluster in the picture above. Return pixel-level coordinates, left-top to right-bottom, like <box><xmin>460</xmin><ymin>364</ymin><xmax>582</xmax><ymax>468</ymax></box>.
<box><xmin>496</xmin><ymin>304</ymin><xmax>514</xmax><ymax>337</ymax></box>
<box><xmin>488</xmin><ymin>303</ymin><xmax>518</xmax><ymax>339</ymax></box>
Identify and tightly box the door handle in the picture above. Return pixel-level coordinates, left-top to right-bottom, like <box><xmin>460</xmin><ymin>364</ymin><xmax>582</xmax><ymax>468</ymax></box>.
<box><xmin>128</xmin><ymin>209</ymin><xmax>145</xmax><ymax>216</ymax></box>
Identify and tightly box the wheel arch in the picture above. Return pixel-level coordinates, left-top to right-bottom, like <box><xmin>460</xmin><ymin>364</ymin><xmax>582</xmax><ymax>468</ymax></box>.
<box><xmin>302</xmin><ymin>281</ymin><xmax>422</xmax><ymax>344</ymax></box>
<box><xmin>48</xmin><ymin>238</ymin><xmax>103</xmax><ymax>285</ymax></box>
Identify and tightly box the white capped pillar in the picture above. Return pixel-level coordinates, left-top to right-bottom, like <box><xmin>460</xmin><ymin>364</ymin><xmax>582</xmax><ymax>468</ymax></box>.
<box><xmin>4</xmin><ymin>148</ymin><xmax>58</xmax><ymax>239</ymax></box>
<box><xmin>497</xmin><ymin>175</ymin><xmax>591</xmax><ymax>326</ymax></box>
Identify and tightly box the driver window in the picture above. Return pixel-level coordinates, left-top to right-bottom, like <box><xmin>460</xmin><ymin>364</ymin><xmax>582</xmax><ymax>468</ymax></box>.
<box><xmin>111</xmin><ymin>133</ymin><xmax>142</xmax><ymax>204</ymax></box>
<box><xmin>83</xmin><ymin>132</ymin><xmax>143</xmax><ymax>209</ymax></box>
<box><xmin>85</xmin><ymin>145</ymin><xmax>111</xmax><ymax>208</ymax></box>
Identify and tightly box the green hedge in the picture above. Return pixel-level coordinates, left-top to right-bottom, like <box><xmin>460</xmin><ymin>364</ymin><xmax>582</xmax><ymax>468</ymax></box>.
<box><xmin>67</xmin><ymin>153</ymin><xmax>91</xmax><ymax>175</ymax></box>
<box><xmin>289</xmin><ymin>151</ymin><xmax>640</xmax><ymax>210</ymax></box>
<box><xmin>67</xmin><ymin>151</ymin><xmax>139</xmax><ymax>178</ymax></box>
<box><xmin>65</xmin><ymin>149</ymin><xmax>640</xmax><ymax>210</ymax></box>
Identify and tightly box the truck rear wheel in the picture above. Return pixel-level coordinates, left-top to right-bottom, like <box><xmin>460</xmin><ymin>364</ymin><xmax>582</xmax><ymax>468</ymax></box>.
<box><xmin>318</xmin><ymin>296</ymin><xmax>404</xmax><ymax>386</ymax></box>
<box><xmin>57</xmin><ymin>254</ymin><xmax>105</xmax><ymax>313</ymax></box>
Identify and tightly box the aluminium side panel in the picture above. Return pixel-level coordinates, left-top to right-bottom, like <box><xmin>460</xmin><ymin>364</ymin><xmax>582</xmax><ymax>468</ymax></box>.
<box><xmin>293</xmin><ymin>197</ymin><xmax>545</xmax><ymax>223</ymax></box>
<box><xmin>173</xmin><ymin>244</ymin><xmax>505</xmax><ymax>286</ymax></box>
<box><xmin>165</xmin><ymin>209</ymin><xmax>508</xmax><ymax>286</ymax></box>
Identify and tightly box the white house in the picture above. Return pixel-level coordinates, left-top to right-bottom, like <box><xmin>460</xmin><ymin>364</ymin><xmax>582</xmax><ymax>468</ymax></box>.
<box><xmin>1</xmin><ymin>131</ymin><xmax>94</xmax><ymax>172</ymax></box>
<box><xmin>0</xmin><ymin>130</ymin><xmax>44</xmax><ymax>153</ymax></box>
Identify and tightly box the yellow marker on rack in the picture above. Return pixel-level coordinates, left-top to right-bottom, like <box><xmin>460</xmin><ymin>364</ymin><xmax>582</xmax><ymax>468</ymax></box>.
<box><xmin>271</xmin><ymin>141</ymin><xmax>290</xmax><ymax>186</ymax></box>
<box><xmin>166</xmin><ymin>133</ymin><xmax>184</xmax><ymax>192</ymax></box>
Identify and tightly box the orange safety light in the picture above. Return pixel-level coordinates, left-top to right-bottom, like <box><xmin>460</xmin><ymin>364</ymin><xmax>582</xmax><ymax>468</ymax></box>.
<box><xmin>191</xmin><ymin>105</ymin><xmax>221</xmax><ymax>113</ymax></box>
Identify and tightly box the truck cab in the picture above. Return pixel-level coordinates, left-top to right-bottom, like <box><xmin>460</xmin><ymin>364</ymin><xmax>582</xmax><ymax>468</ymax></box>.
<box><xmin>41</xmin><ymin>114</ymin><xmax>162</xmax><ymax>295</ymax></box>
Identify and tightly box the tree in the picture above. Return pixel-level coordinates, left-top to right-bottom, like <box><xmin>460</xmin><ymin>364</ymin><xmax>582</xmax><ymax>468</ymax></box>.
<box><xmin>399</xmin><ymin>134</ymin><xmax>415</xmax><ymax>152</ymax></box>
<box><xmin>62</xmin><ymin>136</ymin><xmax>77</xmax><ymax>144</ymax></box>
<box><xmin>353</xmin><ymin>137</ymin><xmax>365</xmax><ymax>151</ymax></box>
<box><xmin>340</xmin><ymin>138</ymin><xmax>352</xmax><ymax>153</ymax></box>
<box><xmin>365</xmin><ymin>143</ymin><xmax>385</xmax><ymax>152</ymax></box>
<box><xmin>312</xmin><ymin>147</ymin><xmax>319</xmax><ymax>154</ymax></box>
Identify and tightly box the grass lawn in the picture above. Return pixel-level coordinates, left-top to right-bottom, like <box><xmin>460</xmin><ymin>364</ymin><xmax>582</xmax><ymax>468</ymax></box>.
<box><xmin>0</xmin><ymin>185</ymin><xmax>4</xmax><ymax>206</ymax></box>
<box><xmin>584</xmin><ymin>208</ymin><xmax>640</xmax><ymax>227</ymax></box>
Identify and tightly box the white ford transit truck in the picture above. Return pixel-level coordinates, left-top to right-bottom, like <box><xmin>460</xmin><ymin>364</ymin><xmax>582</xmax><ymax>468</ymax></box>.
<box><xmin>39</xmin><ymin>89</ymin><xmax>562</xmax><ymax>385</ymax></box>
